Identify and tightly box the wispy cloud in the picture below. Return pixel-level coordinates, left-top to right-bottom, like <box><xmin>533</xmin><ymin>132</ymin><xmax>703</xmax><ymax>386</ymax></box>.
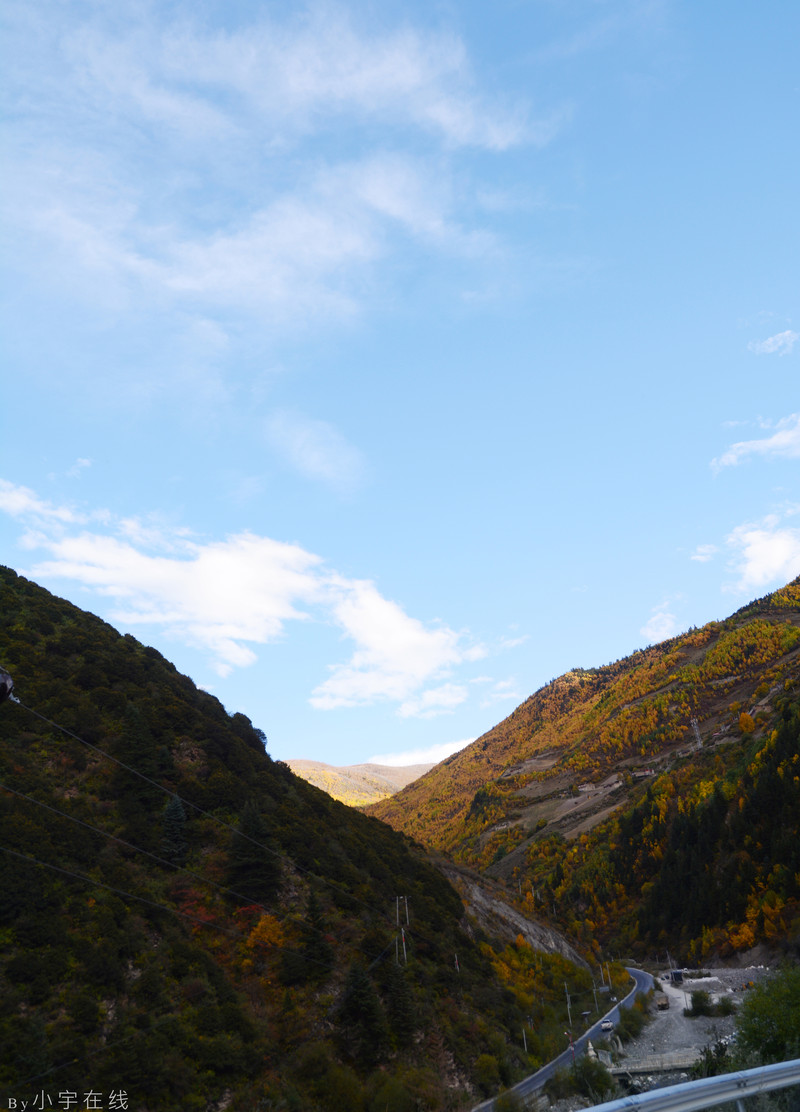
<box><xmin>58</xmin><ymin>6</ymin><xmax>530</xmax><ymax>150</ymax></box>
<box><xmin>66</xmin><ymin>458</ymin><xmax>92</xmax><ymax>479</ymax></box>
<box><xmin>4</xmin><ymin>3</ymin><xmax>536</xmax><ymax>330</ymax></box>
<box><xmin>0</xmin><ymin>479</ymin><xmax>83</xmax><ymax>525</ymax></box>
<box><xmin>1</xmin><ymin>479</ymin><xmax>484</xmax><ymax>708</ymax></box>
<box><xmin>640</xmin><ymin>600</ymin><xmax>678</xmax><ymax>643</ymax></box>
<box><xmin>712</xmin><ymin>413</ymin><xmax>800</xmax><ymax>471</ymax></box>
<box><xmin>726</xmin><ymin>513</ymin><xmax>800</xmax><ymax>592</ymax></box>
<box><xmin>24</xmin><ymin>185</ymin><xmax>376</xmax><ymax>321</ymax></box>
<box><xmin>479</xmin><ymin>677</ymin><xmax>522</xmax><ymax>708</ymax></box>
<box><xmin>266</xmin><ymin>410</ymin><xmax>365</xmax><ymax>493</ymax></box>
<box><xmin>398</xmin><ymin>683</ymin><xmax>469</xmax><ymax>719</ymax></box>
<box><xmin>691</xmin><ymin>543</ymin><xmax>718</xmax><ymax>563</ymax></box>
<box><xmin>747</xmin><ymin>330</ymin><xmax>798</xmax><ymax>356</ymax></box>
<box><xmin>367</xmin><ymin>737</ymin><xmax>474</xmax><ymax>767</ymax></box>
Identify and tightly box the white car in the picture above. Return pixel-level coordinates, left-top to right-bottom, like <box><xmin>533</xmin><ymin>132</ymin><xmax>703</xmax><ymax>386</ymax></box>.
<box><xmin>600</xmin><ymin>1020</ymin><xmax>614</xmax><ymax>1032</ymax></box>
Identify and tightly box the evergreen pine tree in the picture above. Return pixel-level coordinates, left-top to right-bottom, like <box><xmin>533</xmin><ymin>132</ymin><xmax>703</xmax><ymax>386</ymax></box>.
<box><xmin>385</xmin><ymin>960</ymin><xmax>417</xmax><ymax>1043</ymax></box>
<box><xmin>227</xmin><ymin>801</ymin><xmax>282</xmax><ymax>904</ymax></box>
<box><xmin>280</xmin><ymin>885</ymin><xmax>334</xmax><ymax>985</ymax></box>
<box><xmin>161</xmin><ymin>795</ymin><xmax>188</xmax><ymax>866</ymax></box>
<box><xmin>337</xmin><ymin>960</ymin><xmax>389</xmax><ymax>1067</ymax></box>
<box><xmin>303</xmin><ymin>885</ymin><xmax>334</xmax><ymax>977</ymax></box>
<box><xmin>112</xmin><ymin>706</ymin><xmax>165</xmax><ymax>848</ymax></box>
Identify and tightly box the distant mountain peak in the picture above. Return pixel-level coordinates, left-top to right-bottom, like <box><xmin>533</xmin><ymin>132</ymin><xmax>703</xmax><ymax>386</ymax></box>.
<box><xmin>285</xmin><ymin>758</ymin><xmax>434</xmax><ymax>805</ymax></box>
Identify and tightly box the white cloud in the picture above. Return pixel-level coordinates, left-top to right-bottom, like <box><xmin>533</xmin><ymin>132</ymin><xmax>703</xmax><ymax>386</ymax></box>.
<box><xmin>0</xmin><ymin>479</ymin><xmax>83</xmax><ymax>524</ymax></box>
<box><xmin>726</xmin><ymin>515</ymin><xmax>800</xmax><ymax>592</ymax></box>
<box><xmin>712</xmin><ymin>413</ymin><xmax>800</xmax><ymax>470</ymax></box>
<box><xmin>23</xmin><ymin>189</ymin><xmax>373</xmax><ymax>321</ymax></box>
<box><xmin>318</xmin><ymin>153</ymin><xmax>497</xmax><ymax>257</ymax></box>
<box><xmin>747</xmin><ymin>330</ymin><xmax>799</xmax><ymax>356</ymax></box>
<box><xmin>8</xmin><ymin>3</ymin><xmax>514</xmax><ymax>153</ymax></box>
<box><xmin>691</xmin><ymin>543</ymin><xmax>718</xmax><ymax>563</ymax></box>
<box><xmin>311</xmin><ymin>576</ymin><xmax>484</xmax><ymax>710</ymax></box>
<box><xmin>266</xmin><ymin>410</ymin><xmax>365</xmax><ymax>492</ymax></box>
<box><xmin>146</xmin><ymin>7</ymin><xmax>529</xmax><ymax>150</ymax></box>
<box><xmin>398</xmin><ymin>683</ymin><xmax>469</xmax><ymax>719</ymax></box>
<box><xmin>13</xmin><ymin>151</ymin><xmax>488</xmax><ymax>328</ymax></box>
<box><xmin>367</xmin><ymin>737</ymin><xmax>474</xmax><ymax>767</ymax></box>
<box><xmin>1</xmin><ymin>479</ymin><xmax>483</xmax><ymax>702</ymax></box>
<box><xmin>66</xmin><ymin>458</ymin><xmax>92</xmax><ymax>478</ymax></box>
<box><xmin>3</xmin><ymin>3</ymin><xmax>537</xmax><ymax>335</ymax></box>
<box><xmin>479</xmin><ymin>677</ymin><xmax>521</xmax><ymax>707</ymax></box>
<box><xmin>28</xmin><ymin>529</ymin><xmax>322</xmax><ymax>677</ymax></box>
<box><xmin>640</xmin><ymin>602</ymin><xmax>678</xmax><ymax>643</ymax></box>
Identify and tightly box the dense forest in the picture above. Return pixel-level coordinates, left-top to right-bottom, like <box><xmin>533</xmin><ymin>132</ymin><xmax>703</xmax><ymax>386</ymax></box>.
<box><xmin>0</xmin><ymin>566</ymin><xmax>603</xmax><ymax>1111</ymax></box>
<box><xmin>370</xmin><ymin>579</ymin><xmax>800</xmax><ymax>964</ymax></box>
<box><xmin>514</xmin><ymin>701</ymin><xmax>800</xmax><ymax>961</ymax></box>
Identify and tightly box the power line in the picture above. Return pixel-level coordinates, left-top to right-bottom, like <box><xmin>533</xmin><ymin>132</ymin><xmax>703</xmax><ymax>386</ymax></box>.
<box><xmin>11</xmin><ymin>697</ymin><xmax>398</xmax><ymax>926</ymax></box>
<box><xmin>0</xmin><ymin>779</ymin><xmax>395</xmax><ymax>967</ymax></box>
<box><xmin>1</xmin><ymin>843</ymin><xmax>404</xmax><ymax>1088</ymax></box>
<box><xmin>3</xmin><ymin>690</ymin><xmax>482</xmax><ymax>987</ymax></box>
<box><xmin>1</xmin><ymin>841</ymin><xmax>366</xmax><ymax>981</ymax></box>
<box><xmin>1</xmin><ymin>844</ymin><xmax>243</xmax><ymax>940</ymax></box>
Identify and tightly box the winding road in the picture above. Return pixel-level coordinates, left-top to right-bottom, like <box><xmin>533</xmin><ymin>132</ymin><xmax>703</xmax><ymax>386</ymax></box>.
<box><xmin>472</xmin><ymin>967</ymin><xmax>655</xmax><ymax>1111</ymax></box>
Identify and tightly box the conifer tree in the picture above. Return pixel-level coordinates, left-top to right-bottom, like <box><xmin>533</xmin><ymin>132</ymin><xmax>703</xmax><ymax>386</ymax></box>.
<box><xmin>304</xmin><ymin>885</ymin><xmax>334</xmax><ymax>977</ymax></box>
<box><xmin>112</xmin><ymin>706</ymin><xmax>165</xmax><ymax>847</ymax></box>
<box><xmin>161</xmin><ymin>795</ymin><xmax>188</xmax><ymax>866</ymax></box>
<box><xmin>337</xmin><ymin>960</ymin><xmax>389</xmax><ymax>1067</ymax></box>
<box><xmin>385</xmin><ymin>960</ymin><xmax>417</xmax><ymax>1043</ymax></box>
<box><xmin>227</xmin><ymin>800</ymin><xmax>282</xmax><ymax>904</ymax></box>
<box><xmin>280</xmin><ymin>885</ymin><xmax>335</xmax><ymax>985</ymax></box>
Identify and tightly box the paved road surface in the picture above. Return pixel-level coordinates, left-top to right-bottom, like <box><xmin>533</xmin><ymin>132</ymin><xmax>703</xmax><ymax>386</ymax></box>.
<box><xmin>472</xmin><ymin>967</ymin><xmax>654</xmax><ymax>1112</ymax></box>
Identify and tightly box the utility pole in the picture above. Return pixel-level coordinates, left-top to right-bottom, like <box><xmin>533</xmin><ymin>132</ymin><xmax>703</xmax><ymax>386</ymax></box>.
<box><xmin>401</xmin><ymin>927</ymin><xmax>407</xmax><ymax>965</ymax></box>
<box><xmin>564</xmin><ymin>982</ymin><xmax>572</xmax><ymax>1029</ymax></box>
<box><xmin>522</xmin><ymin>1027</ymin><xmax>527</xmax><ymax>1053</ymax></box>
<box><xmin>592</xmin><ymin>978</ymin><xmax>599</xmax><ymax>1012</ymax></box>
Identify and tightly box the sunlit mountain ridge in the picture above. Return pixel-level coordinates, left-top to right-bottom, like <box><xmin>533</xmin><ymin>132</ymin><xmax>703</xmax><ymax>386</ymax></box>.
<box><xmin>368</xmin><ymin>578</ymin><xmax>800</xmax><ymax>962</ymax></box>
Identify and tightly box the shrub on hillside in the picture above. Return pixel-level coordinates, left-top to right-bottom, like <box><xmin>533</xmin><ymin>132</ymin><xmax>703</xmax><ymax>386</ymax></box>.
<box><xmin>616</xmin><ymin>998</ymin><xmax>648</xmax><ymax>1041</ymax></box>
<box><xmin>733</xmin><ymin>963</ymin><xmax>800</xmax><ymax>1066</ymax></box>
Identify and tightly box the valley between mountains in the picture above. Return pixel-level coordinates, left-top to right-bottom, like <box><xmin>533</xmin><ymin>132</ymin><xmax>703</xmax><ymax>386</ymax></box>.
<box><xmin>2</xmin><ymin>565</ymin><xmax>799</xmax><ymax>1112</ymax></box>
<box><xmin>367</xmin><ymin>579</ymin><xmax>800</xmax><ymax>965</ymax></box>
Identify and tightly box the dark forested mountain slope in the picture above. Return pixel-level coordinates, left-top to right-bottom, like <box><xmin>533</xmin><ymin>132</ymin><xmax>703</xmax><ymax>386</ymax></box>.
<box><xmin>0</xmin><ymin>566</ymin><xmax>591</xmax><ymax>1110</ymax></box>
<box><xmin>369</xmin><ymin>579</ymin><xmax>800</xmax><ymax>962</ymax></box>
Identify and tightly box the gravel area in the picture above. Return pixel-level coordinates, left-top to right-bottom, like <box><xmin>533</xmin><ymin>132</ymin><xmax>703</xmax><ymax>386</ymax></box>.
<box><xmin>614</xmin><ymin>966</ymin><xmax>772</xmax><ymax>1090</ymax></box>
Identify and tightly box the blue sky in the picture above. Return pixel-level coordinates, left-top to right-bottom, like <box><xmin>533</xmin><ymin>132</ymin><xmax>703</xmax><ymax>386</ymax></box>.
<box><xmin>1</xmin><ymin>0</ymin><xmax>798</xmax><ymax>767</ymax></box>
